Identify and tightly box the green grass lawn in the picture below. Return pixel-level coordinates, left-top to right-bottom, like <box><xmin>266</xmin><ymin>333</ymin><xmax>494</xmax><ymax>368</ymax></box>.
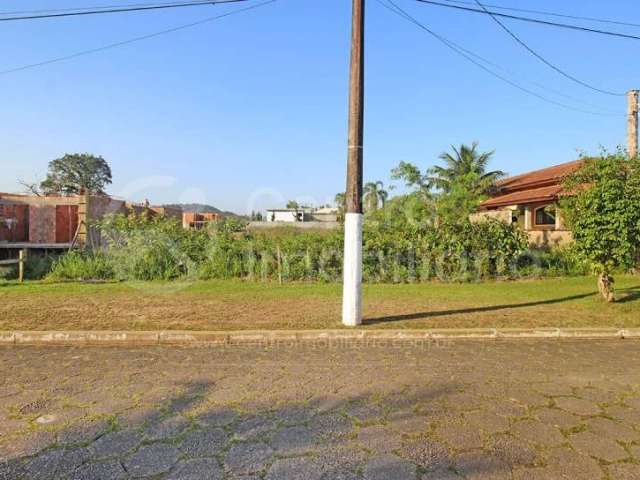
<box><xmin>0</xmin><ymin>275</ymin><xmax>638</xmax><ymax>331</ymax></box>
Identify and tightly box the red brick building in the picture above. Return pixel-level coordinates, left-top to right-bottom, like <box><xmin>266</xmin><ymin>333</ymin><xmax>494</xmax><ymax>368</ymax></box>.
<box><xmin>0</xmin><ymin>192</ymin><xmax>183</xmax><ymax>251</ymax></box>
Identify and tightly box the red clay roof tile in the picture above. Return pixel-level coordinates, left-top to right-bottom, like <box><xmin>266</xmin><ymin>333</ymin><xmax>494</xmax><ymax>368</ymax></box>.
<box><xmin>494</xmin><ymin>159</ymin><xmax>583</xmax><ymax>192</ymax></box>
<box><xmin>481</xmin><ymin>185</ymin><xmax>563</xmax><ymax>208</ymax></box>
<box><xmin>481</xmin><ymin>160</ymin><xmax>583</xmax><ymax>208</ymax></box>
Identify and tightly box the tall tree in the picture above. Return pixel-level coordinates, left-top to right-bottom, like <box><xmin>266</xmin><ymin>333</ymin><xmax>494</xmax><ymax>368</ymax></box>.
<box><xmin>391</xmin><ymin>161</ymin><xmax>430</xmax><ymax>198</ymax></box>
<box><xmin>562</xmin><ymin>153</ymin><xmax>640</xmax><ymax>302</ymax></box>
<box><xmin>428</xmin><ymin>142</ymin><xmax>504</xmax><ymax>194</ymax></box>
<box><xmin>40</xmin><ymin>153</ymin><xmax>112</xmax><ymax>195</ymax></box>
<box><xmin>286</xmin><ymin>200</ymin><xmax>299</xmax><ymax>209</ymax></box>
<box><xmin>363</xmin><ymin>181</ymin><xmax>388</xmax><ymax>213</ymax></box>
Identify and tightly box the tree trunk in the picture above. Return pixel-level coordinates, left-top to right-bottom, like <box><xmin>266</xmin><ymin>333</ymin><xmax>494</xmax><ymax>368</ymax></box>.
<box><xmin>597</xmin><ymin>272</ymin><xmax>615</xmax><ymax>303</ymax></box>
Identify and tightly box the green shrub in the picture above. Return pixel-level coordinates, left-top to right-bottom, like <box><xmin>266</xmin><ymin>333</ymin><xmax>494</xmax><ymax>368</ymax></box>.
<box><xmin>49</xmin><ymin>251</ymin><xmax>114</xmax><ymax>281</ymax></box>
<box><xmin>24</xmin><ymin>254</ymin><xmax>56</xmax><ymax>280</ymax></box>
<box><xmin>43</xmin><ymin>209</ymin><xmax>573</xmax><ymax>284</ymax></box>
<box><xmin>0</xmin><ymin>265</ymin><xmax>13</xmax><ymax>280</ymax></box>
<box><xmin>517</xmin><ymin>245</ymin><xmax>592</xmax><ymax>278</ymax></box>
<box><xmin>0</xmin><ymin>254</ymin><xmax>55</xmax><ymax>281</ymax></box>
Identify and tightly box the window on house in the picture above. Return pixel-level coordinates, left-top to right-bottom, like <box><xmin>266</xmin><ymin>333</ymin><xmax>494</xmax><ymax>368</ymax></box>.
<box><xmin>535</xmin><ymin>205</ymin><xmax>556</xmax><ymax>226</ymax></box>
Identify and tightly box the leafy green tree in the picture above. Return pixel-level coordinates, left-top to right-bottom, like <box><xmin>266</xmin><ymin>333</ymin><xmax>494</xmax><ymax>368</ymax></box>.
<box><xmin>391</xmin><ymin>161</ymin><xmax>429</xmax><ymax>194</ymax></box>
<box><xmin>436</xmin><ymin>172</ymin><xmax>488</xmax><ymax>225</ymax></box>
<box><xmin>562</xmin><ymin>153</ymin><xmax>640</xmax><ymax>302</ymax></box>
<box><xmin>40</xmin><ymin>153</ymin><xmax>112</xmax><ymax>195</ymax></box>
<box><xmin>286</xmin><ymin>200</ymin><xmax>299</xmax><ymax>209</ymax></box>
<box><xmin>363</xmin><ymin>181</ymin><xmax>388</xmax><ymax>213</ymax></box>
<box><xmin>428</xmin><ymin>142</ymin><xmax>503</xmax><ymax>194</ymax></box>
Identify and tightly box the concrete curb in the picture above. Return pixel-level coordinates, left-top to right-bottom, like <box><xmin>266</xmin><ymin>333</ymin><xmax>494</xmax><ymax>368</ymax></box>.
<box><xmin>0</xmin><ymin>328</ymin><xmax>639</xmax><ymax>346</ymax></box>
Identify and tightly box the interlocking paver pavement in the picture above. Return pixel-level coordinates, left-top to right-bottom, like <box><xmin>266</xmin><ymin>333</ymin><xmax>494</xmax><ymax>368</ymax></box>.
<box><xmin>1</xmin><ymin>340</ymin><xmax>640</xmax><ymax>479</ymax></box>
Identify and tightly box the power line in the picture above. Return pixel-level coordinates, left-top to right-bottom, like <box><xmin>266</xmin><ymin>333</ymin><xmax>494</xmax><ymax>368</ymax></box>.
<box><xmin>0</xmin><ymin>0</ymin><xmax>276</xmax><ymax>76</ymax></box>
<box><xmin>473</xmin><ymin>0</ymin><xmax>623</xmax><ymax>97</ymax></box>
<box><xmin>414</xmin><ymin>0</ymin><xmax>640</xmax><ymax>42</ymax></box>
<box><xmin>378</xmin><ymin>0</ymin><xmax>622</xmax><ymax>117</ymax></box>
<box><xmin>439</xmin><ymin>0</ymin><xmax>640</xmax><ymax>29</ymax></box>
<box><xmin>395</xmin><ymin>13</ymin><xmax>620</xmax><ymax>113</ymax></box>
<box><xmin>0</xmin><ymin>1</ymin><xmax>216</xmax><ymax>16</ymax></box>
<box><xmin>0</xmin><ymin>0</ymin><xmax>249</xmax><ymax>23</ymax></box>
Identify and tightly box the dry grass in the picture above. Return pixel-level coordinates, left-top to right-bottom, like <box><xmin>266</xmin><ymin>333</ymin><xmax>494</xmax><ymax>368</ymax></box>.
<box><xmin>0</xmin><ymin>275</ymin><xmax>638</xmax><ymax>331</ymax></box>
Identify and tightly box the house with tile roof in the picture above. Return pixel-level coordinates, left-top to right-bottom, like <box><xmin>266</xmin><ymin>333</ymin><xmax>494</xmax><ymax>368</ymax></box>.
<box><xmin>472</xmin><ymin>160</ymin><xmax>583</xmax><ymax>247</ymax></box>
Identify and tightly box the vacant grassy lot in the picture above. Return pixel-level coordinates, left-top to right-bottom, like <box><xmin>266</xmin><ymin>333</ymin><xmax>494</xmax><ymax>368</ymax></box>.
<box><xmin>0</xmin><ymin>276</ymin><xmax>638</xmax><ymax>331</ymax></box>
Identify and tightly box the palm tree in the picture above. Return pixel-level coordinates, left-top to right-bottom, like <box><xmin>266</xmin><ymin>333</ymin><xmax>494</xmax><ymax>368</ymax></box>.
<box><xmin>363</xmin><ymin>181</ymin><xmax>389</xmax><ymax>213</ymax></box>
<box><xmin>427</xmin><ymin>142</ymin><xmax>504</xmax><ymax>194</ymax></box>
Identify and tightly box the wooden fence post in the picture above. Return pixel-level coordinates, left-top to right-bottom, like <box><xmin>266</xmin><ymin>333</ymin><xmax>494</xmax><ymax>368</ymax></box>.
<box><xmin>18</xmin><ymin>249</ymin><xmax>26</xmax><ymax>283</ymax></box>
<box><xmin>276</xmin><ymin>246</ymin><xmax>283</xmax><ymax>285</ymax></box>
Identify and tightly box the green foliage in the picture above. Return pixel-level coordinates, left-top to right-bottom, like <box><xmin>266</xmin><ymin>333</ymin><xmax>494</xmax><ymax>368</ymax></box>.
<box><xmin>428</xmin><ymin>142</ymin><xmax>504</xmax><ymax>193</ymax></box>
<box><xmin>98</xmin><ymin>214</ymin><xmax>205</xmax><ymax>281</ymax></box>
<box><xmin>562</xmin><ymin>153</ymin><xmax>640</xmax><ymax>275</ymax></box>
<box><xmin>24</xmin><ymin>254</ymin><xmax>56</xmax><ymax>280</ymax></box>
<box><xmin>49</xmin><ymin>251</ymin><xmax>114</xmax><ymax>281</ymax></box>
<box><xmin>390</xmin><ymin>143</ymin><xmax>502</xmax><ymax>227</ymax></box>
<box><xmin>334</xmin><ymin>192</ymin><xmax>346</xmax><ymax>222</ymax></box>
<box><xmin>363</xmin><ymin>181</ymin><xmax>389</xmax><ymax>213</ymax></box>
<box><xmin>391</xmin><ymin>161</ymin><xmax>427</xmax><ymax>192</ymax></box>
<box><xmin>365</xmin><ymin>198</ymin><xmax>528</xmax><ymax>282</ymax></box>
<box><xmin>40</xmin><ymin>205</ymin><xmax>554</xmax><ymax>285</ymax></box>
<box><xmin>0</xmin><ymin>266</ymin><xmax>12</xmax><ymax>280</ymax></box>
<box><xmin>40</xmin><ymin>153</ymin><xmax>112</xmax><ymax>195</ymax></box>
<box><xmin>0</xmin><ymin>254</ymin><xmax>56</xmax><ymax>280</ymax></box>
<box><xmin>516</xmin><ymin>245</ymin><xmax>592</xmax><ymax>278</ymax></box>
<box><xmin>435</xmin><ymin>172</ymin><xmax>488</xmax><ymax>225</ymax></box>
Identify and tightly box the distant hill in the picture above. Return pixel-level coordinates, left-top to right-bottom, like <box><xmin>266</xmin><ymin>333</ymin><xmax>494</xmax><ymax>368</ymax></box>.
<box><xmin>164</xmin><ymin>203</ymin><xmax>243</xmax><ymax>218</ymax></box>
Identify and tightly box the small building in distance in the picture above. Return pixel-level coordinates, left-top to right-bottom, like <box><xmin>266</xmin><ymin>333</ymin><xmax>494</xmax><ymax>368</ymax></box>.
<box><xmin>182</xmin><ymin>212</ymin><xmax>221</xmax><ymax>230</ymax></box>
<box><xmin>266</xmin><ymin>208</ymin><xmax>310</xmax><ymax>223</ymax></box>
<box><xmin>149</xmin><ymin>206</ymin><xmax>183</xmax><ymax>222</ymax></box>
<box><xmin>265</xmin><ymin>207</ymin><xmax>338</xmax><ymax>223</ymax></box>
<box><xmin>472</xmin><ymin>160</ymin><xmax>582</xmax><ymax>247</ymax></box>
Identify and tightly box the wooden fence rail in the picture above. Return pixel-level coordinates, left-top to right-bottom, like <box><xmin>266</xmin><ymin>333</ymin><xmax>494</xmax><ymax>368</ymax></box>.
<box><xmin>0</xmin><ymin>249</ymin><xmax>26</xmax><ymax>282</ymax></box>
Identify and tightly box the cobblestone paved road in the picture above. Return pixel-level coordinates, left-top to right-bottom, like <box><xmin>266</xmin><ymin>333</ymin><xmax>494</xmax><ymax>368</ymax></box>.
<box><xmin>1</xmin><ymin>340</ymin><xmax>640</xmax><ymax>479</ymax></box>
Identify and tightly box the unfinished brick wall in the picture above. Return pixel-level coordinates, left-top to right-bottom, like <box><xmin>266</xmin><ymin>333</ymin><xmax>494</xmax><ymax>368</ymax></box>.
<box><xmin>29</xmin><ymin>205</ymin><xmax>57</xmax><ymax>243</ymax></box>
<box><xmin>0</xmin><ymin>204</ymin><xmax>29</xmax><ymax>242</ymax></box>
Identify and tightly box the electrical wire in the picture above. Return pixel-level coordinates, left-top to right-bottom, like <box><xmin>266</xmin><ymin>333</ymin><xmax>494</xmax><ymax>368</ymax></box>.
<box><xmin>413</xmin><ymin>0</ymin><xmax>640</xmax><ymax>42</ymax></box>
<box><xmin>473</xmin><ymin>0</ymin><xmax>623</xmax><ymax>96</ymax></box>
<box><xmin>0</xmin><ymin>1</ymin><xmax>217</xmax><ymax>16</ymax></box>
<box><xmin>0</xmin><ymin>0</ymin><xmax>276</xmax><ymax>76</ymax></box>
<box><xmin>439</xmin><ymin>0</ymin><xmax>640</xmax><ymax>30</ymax></box>
<box><xmin>378</xmin><ymin>0</ymin><xmax>622</xmax><ymax>117</ymax></box>
<box><xmin>0</xmin><ymin>0</ymin><xmax>250</xmax><ymax>23</ymax></box>
<box><xmin>396</xmin><ymin>16</ymin><xmax>621</xmax><ymax>113</ymax></box>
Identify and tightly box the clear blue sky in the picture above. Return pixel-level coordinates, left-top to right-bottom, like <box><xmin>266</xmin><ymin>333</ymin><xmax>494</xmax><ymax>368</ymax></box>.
<box><xmin>1</xmin><ymin>0</ymin><xmax>639</xmax><ymax>213</ymax></box>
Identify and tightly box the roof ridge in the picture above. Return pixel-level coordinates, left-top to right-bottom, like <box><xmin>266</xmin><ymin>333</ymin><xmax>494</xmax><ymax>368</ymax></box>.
<box><xmin>495</xmin><ymin>160</ymin><xmax>583</xmax><ymax>192</ymax></box>
<box><xmin>496</xmin><ymin>159</ymin><xmax>583</xmax><ymax>186</ymax></box>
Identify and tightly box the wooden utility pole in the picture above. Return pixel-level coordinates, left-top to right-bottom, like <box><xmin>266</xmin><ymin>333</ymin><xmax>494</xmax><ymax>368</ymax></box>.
<box><xmin>342</xmin><ymin>0</ymin><xmax>365</xmax><ymax>326</ymax></box>
<box><xmin>627</xmin><ymin>90</ymin><xmax>638</xmax><ymax>158</ymax></box>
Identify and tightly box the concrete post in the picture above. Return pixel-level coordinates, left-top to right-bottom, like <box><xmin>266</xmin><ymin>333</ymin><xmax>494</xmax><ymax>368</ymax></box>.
<box><xmin>18</xmin><ymin>249</ymin><xmax>26</xmax><ymax>283</ymax></box>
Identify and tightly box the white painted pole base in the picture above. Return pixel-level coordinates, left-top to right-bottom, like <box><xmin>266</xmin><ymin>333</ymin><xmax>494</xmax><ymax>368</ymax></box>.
<box><xmin>342</xmin><ymin>212</ymin><xmax>363</xmax><ymax>326</ymax></box>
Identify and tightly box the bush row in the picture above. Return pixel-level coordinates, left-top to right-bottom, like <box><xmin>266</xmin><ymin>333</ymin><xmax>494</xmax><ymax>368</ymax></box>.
<box><xmin>39</xmin><ymin>213</ymin><xmax>592</xmax><ymax>283</ymax></box>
